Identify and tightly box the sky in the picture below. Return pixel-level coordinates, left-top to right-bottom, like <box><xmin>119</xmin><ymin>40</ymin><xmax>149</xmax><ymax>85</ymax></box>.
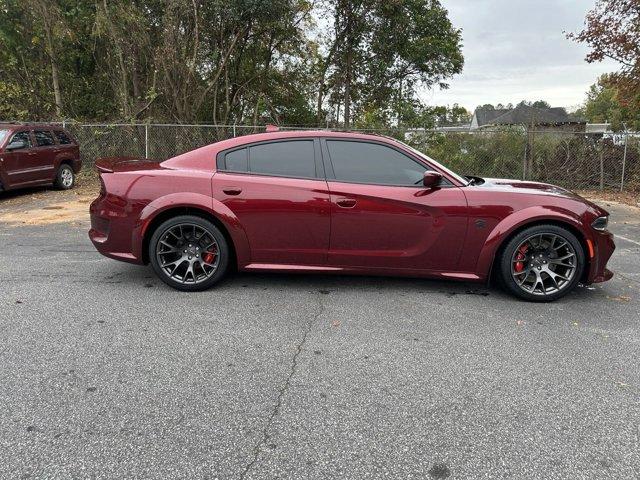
<box><xmin>423</xmin><ymin>0</ymin><xmax>621</xmax><ymax>112</ymax></box>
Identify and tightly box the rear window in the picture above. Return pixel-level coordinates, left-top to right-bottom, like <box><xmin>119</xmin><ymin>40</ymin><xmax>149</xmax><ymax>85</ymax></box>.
<box><xmin>224</xmin><ymin>148</ymin><xmax>248</xmax><ymax>172</ymax></box>
<box><xmin>248</xmin><ymin>141</ymin><xmax>315</xmax><ymax>178</ymax></box>
<box><xmin>34</xmin><ymin>130</ymin><xmax>55</xmax><ymax>147</ymax></box>
<box><xmin>54</xmin><ymin>130</ymin><xmax>72</xmax><ymax>145</ymax></box>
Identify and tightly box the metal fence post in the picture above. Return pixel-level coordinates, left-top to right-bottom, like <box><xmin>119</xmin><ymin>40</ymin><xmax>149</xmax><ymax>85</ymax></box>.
<box><xmin>523</xmin><ymin>129</ymin><xmax>530</xmax><ymax>180</ymax></box>
<box><xmin>145</xmin><ymin>124</ymin><xmax>149</xmax><ymax>159</ymax></box>
<box><xmin>599</xmin><ymin>145</ymin><xmax>604</xmax><ymax>191</ymax></box>
<box><xmin>233</xmin><ymin>124</ymin><xmax>237</xmax><ymax>138</ymax></box>
<box><xmin>620</xmin><ymin>130</ymin><xmax>628</xmax><ymax>192</ymax></box>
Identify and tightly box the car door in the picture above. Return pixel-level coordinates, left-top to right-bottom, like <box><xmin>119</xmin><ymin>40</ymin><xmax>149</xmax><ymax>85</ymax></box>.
<box><xmin>321</xmin><ymin>138</ymin><xmax>468</xmax><ymax>272</ymax></box>
<box><xmin>32</xmin><ymin>129</ymin><xmax>58</xmax><ymax>181</ymax></box>
<box><xmin>1</xmin><ymin>130</ymin><xmax>39</xmax><ymax>187</ymax></box>
<box><xmin>212</xmin><ymin>138</ymin><xmax>331</xmax><ymax>266</ymax></box>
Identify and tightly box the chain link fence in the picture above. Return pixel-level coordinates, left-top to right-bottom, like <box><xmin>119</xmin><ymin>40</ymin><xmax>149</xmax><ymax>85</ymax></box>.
<box><xmin>53</xmin><ymin>122</ymin><xmax>640</xmax><ymax>193</ymax></box>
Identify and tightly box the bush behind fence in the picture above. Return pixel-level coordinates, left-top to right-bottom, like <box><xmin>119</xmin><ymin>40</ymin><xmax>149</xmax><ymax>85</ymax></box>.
<box><xmin>60</xmin><ymin>123</ymin><xmax>640</xmax><ymax>193</ymax></box>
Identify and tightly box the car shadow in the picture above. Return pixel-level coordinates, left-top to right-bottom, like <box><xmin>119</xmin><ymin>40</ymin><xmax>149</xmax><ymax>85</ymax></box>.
<box><xmin>0</xmin><ymin>185</ymin><xmax>54</xmax><ymax>200</ymax></box>
<box><xmin>110</xmin><ymin>262</ymin><xmax>513</xmax><ymax>300</ymax></box>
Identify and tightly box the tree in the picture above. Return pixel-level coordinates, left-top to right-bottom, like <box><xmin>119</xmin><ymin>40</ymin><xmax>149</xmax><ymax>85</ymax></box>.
<box><xmin>318</xmin><ymin>0</ymin><xmax>463</xmax><ymax>127</ymax></box>
<box><xmin>0</xmin><ymin>0</ymin><xmax>463</xmax><ymax>127</ymax></box>
<box><xmin>567</xmin><ymin>0</ymin><xmax>640</xmax><ymax>124</ymax></box>
<box><xmin>517</xmin><ymin>100</ymin><xmax>552</xmax><ymax>109</ymax></box>
<box><xmin>582</xmin><ymin>74</ymin><xmax>640</xmax><ymax>130</ymax></box>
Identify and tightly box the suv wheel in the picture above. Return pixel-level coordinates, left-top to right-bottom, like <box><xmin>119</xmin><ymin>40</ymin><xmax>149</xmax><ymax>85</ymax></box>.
<box><xmin>55</xmin><ymin>164</ymin><xmax>75</xmax><ymax>189</ymax></box>
<box><xmin>498</xmin><ymin>224</ymin><xmax>585</xmax><ymax>302</ymax></box>
<box><xmin>148</xmin><ymin>215</ymin><xmax>229</xmax><ymax>291</ymax></box>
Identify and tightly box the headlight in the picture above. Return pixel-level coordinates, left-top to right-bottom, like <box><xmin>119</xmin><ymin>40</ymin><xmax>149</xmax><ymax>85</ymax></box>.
<box><xmin>591</xmin><ymin>216</ymin><xmax>608</xmax><ymax>231</ymax></box>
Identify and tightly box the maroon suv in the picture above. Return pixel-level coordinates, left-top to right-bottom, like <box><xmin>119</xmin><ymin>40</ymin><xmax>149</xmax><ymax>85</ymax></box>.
<box><xmin>0</xmin><ymin>123</ymin><xmax>81</xmax><ymax>192</ymax></box>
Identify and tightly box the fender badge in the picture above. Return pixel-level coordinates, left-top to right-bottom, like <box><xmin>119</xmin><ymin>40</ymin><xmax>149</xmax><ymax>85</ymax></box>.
<box><xmin>475</xmin><ymin>219</ymin><xmax>486</xmax><ymax>229</ymax></box>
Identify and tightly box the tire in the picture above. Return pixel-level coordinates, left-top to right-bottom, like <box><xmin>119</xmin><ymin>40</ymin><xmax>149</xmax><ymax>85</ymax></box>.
<box><xmin>498</xmin><ymin>224</ymin><xmax>585</xmax><ymax>302</ymax></box>
<box><xmin>148</xmin><ymin>215</ymin><xmax>229</xmax><ymax>291</ymax></box>
<box><xmin>55</xmin><ymin>164</ymin><xmax>75</xmax><ymax>189</ymax></box>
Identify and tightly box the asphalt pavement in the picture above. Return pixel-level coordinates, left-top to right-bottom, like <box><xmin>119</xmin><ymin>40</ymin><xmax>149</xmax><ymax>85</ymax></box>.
<box><xmin>0</xmin><ymin>190</ymin><xmax>639</xmax><ymax>479</ymax></box>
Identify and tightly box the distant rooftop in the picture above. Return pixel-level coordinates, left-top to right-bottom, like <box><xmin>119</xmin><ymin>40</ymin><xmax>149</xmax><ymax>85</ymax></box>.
<box><xmin>472</xmin><ymin>104</ymin><xmax>585</xmax><ymax>129</ymax></box>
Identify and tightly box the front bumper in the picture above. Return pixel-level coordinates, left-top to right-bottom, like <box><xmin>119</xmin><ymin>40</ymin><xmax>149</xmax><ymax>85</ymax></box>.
<box><xmin>587</xmin><ymin>230</ymin><xmax>615</xmax><ymax>284</ymax></box>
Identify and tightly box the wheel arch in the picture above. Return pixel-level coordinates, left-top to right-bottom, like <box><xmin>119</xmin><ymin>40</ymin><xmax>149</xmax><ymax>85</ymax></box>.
<box><xmin>487</xmin><ymin>218</ymin><xmax>590</xmax><ymax>284</ymax></box>
<box><xmin>138</xmin><ymin>202</ymin><xmax>250</xmax><ymax>269</ymax></box>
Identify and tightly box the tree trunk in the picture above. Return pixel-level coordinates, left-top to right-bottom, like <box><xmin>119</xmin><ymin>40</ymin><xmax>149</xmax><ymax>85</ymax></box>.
<box><xmin>343</xmin><ymin>11</ymin><xmax>352</xmax><ymax>128</ymax></box>
<box><xmin>344</xmin><ymin>49</ymin><xmax>352</xmax><ymax>128</ymax></box>
<box><xmin>41</xmin><ymin>8</ymin><xmax>63</xmax><ymax>117</ymax></box>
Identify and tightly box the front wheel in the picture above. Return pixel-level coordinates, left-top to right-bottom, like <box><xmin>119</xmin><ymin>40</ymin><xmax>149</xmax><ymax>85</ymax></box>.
<box><xmin>148</xmin><ymin>215</ymin><xmax>229</xmax><ymax>291</ymax></box>
<box><xmin>498</xmin><ymin>224</ymin><xmax>585</xmax><ymax>302</ymax></box>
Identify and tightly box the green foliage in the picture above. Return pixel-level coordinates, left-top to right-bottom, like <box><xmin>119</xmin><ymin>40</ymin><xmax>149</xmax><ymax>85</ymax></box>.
<box><xmin>0</xmin><ymin>0</ymin><xmax>463</xmax><ymax>126</ymax></box>
<box><xmin>409</xmin><ymin>128</ymin><xmax>525</xmax><ymax>178</ymax></box>
<box><xmin>582</xmin><ymin>75</ymin><xmax>640</xmax><ymax>131</ymax></box>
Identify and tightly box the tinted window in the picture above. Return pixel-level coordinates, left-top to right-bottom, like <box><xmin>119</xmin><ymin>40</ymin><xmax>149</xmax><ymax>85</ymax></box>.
<box><xmin>225</xmin><ymin>148</ymin><xmax>248</xmax><ymax>172</ymax></box>
<box><xmin>54</xmin><ymin>130</ymin><xmax>72</xmax><ymax>145</ymax></box>
<box><xmin>34</xmin><ymin>130</ymin><xmax>55</xmax><ymax>147</ymax></box>
<box><xmin>327</xmin><ymin>140</ymin><xmax>426</xmax><ymax>185</ymax></box>
<box><xmin>249</xmin><ymin>141</ymin><xmax>315</xmax><ymax>178</ymax></box>
<box><xmin>9</xmin><ymin>131</ymin><xmax>32</xmax><ymax>149</ymax></box>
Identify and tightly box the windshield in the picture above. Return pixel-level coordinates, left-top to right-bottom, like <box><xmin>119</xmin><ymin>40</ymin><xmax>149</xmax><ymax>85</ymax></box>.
<box><xmin>0</xmin><ymin>129</ymin><xmax>9</xmax><ymax>145</ymax></box>
<box><xmin>392</xmin><ymin>138</ymin><xmax>470</xmax><ymax>185</ymax></box>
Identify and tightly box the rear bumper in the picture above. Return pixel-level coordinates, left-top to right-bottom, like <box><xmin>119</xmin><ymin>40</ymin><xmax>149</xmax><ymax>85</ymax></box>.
<box><xmin>89</xmin><ymin>195</ymin><xmax>144</xmax><ymax>265</ymax></box>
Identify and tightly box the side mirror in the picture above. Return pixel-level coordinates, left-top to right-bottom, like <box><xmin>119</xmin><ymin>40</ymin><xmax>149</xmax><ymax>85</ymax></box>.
<box><xmin>6</xmin><ymin>139</ymin><xmax>27</xmax><ymax>151</ymax></box>
<box><xmin>422</xmin><ymin>171</ymin><xmax>442</xmax><ymax>188</ymax></box>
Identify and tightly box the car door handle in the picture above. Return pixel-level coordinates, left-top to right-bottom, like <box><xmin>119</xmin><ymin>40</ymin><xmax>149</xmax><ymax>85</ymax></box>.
<box><xmin>336</xmin><ymin>198</ymin><xmax>357</xmax><ymax>208</ymax></box>
<box><xmin>223</xmin><ymin>187</ymin><xmax>242</xmax><ymax>195</ymax></box>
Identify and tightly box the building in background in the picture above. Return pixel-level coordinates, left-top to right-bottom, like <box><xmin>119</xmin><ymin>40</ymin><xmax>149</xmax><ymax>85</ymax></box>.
<box><xmin>470</xmin><ymin>104</ymin><xmax>586</xmax><ymax>132</ymax></box>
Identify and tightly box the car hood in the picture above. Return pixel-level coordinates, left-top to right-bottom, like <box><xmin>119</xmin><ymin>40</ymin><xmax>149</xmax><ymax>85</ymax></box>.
<box><xmin>473</xmin><ymin>177</ymin><xmax>582</xmax><ymax>198</ymax></box>
<box><xmin>470</xmin><ymin>177</ymin><xmax>608</xmax><ymax>215</ymax></box>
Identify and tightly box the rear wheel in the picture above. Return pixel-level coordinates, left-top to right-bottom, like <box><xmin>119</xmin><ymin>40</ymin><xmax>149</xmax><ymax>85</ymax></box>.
<box><xmin>498</xmin><ymin>224</ymin><xmax>585</xmax><ymax>302</ymax></box>
<box><xmin>148</xmin><ymin>215</ymin><xmax>229</xmax><ymax>291</ymax></box>
<box><xmin>55</xmin><ymin>164</ymin><xmax>75</xmax><ymax>189</ymax></box>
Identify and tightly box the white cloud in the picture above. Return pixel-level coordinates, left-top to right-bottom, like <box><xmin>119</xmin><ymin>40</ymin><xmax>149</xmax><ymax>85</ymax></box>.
<box><xmin>422</xmin><ymin>0</ymin><xmax>622</xmax><ymax>110</ymax></box>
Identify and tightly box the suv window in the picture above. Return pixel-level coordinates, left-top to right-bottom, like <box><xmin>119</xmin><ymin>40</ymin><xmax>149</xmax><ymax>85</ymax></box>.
<box><xmin>34</xmin><ymin>130</ymin><xmax>56</xmax><ymax>147</ymax></box>
<box><xmin>54</xmin><ymin>130</ymin><xmax>72</xmax><ymax>145</ymax></box>
<box><xmin>326</xmin><ymin>140</ymin><xmax>427</xmax><ymax>186</ymax></box>
<box><xmin>9</xmin><ymin>131</ymin><xmax>32</xmax><ymax>149</ymax></box>
<box><xmin>247</xmin><ymin>140</ymin><xmax>316</xmax><ymax>178</ymax></box>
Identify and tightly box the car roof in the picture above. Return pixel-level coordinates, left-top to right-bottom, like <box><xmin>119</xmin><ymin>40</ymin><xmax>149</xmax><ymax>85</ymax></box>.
<box><xmin>0</xmin><ymin>123</ymin><xmax>65</xmax><ymax>130</ymax></box>
<box><xmin>162</xmin><ymin>130</ymin><xmax>400</xmax><ymax>170</ymax></box>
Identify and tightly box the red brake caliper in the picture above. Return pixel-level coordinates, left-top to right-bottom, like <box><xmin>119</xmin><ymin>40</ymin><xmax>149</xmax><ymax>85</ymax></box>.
<box><xmin>202</xmin><ymin>245</ymin><xmax>218</xmax><ymax>264</ymax></box>
<box><xmin>514</xmin><ymin>244</ymin><xmax>528</xmax><ymax>272</ymax></box>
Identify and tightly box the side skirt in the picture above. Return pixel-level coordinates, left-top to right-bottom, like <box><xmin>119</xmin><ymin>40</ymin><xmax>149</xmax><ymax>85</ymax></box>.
<box><xmin>241</xmin><ymin>263</ymin><xmax>483</xmax><ymax>282</ymax></box>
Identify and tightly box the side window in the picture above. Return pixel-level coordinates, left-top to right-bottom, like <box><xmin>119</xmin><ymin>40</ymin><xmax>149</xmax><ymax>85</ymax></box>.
<box><xmin>224</xmin><ymin>148</ymin><xmax>248</xmax><ymax>172</ymax></box>
<box><xmin>8</xmin><ymin>131</ymin><xmax>32</xmax><ymax>150</ymax></box>
<box><xmin>248</xmin><ymin>141</ymin><xmax>316</xmax><ymax>178</ymax></box>
<box><xmin>327</xmin><ymin>140</ymin><xmax>427</xmax><ymax>186</ymax></box>
<box><xmin>54</xmin><ymin>130</ymin><xmax>72</xmax><ymax>145</ymax></box>
<box><xmin>34</xmin><ymin>130</ymin><xmax>56</xmax><ymax>147</ymax></box>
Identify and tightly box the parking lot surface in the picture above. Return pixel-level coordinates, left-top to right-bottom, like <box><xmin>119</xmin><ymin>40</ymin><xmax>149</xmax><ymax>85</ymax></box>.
<box><xmin>1</xmin><ymin>187</ymin><xmax>639</xmax><ymax>479</ymax></box>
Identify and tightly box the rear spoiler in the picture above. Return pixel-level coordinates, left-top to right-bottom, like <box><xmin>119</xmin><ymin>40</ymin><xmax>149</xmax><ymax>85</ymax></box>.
<box><xmin>95</xmin><ymin>156</ymin><xmax>148</xmax><ymax>173</ymax></box>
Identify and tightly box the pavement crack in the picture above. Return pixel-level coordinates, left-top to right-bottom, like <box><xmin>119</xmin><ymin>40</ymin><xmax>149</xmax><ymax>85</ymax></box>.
<box><xmin>239</xmin><ymin>293</ymin><xmax>324</xmax><ymax>480</ymax></box>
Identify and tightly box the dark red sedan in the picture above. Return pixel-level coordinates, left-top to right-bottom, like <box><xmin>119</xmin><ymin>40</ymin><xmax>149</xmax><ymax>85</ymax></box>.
<box><xmin>89</xmin><ymin>130</ymin><xmax>614</xmax><ymax>301</ymax></box>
